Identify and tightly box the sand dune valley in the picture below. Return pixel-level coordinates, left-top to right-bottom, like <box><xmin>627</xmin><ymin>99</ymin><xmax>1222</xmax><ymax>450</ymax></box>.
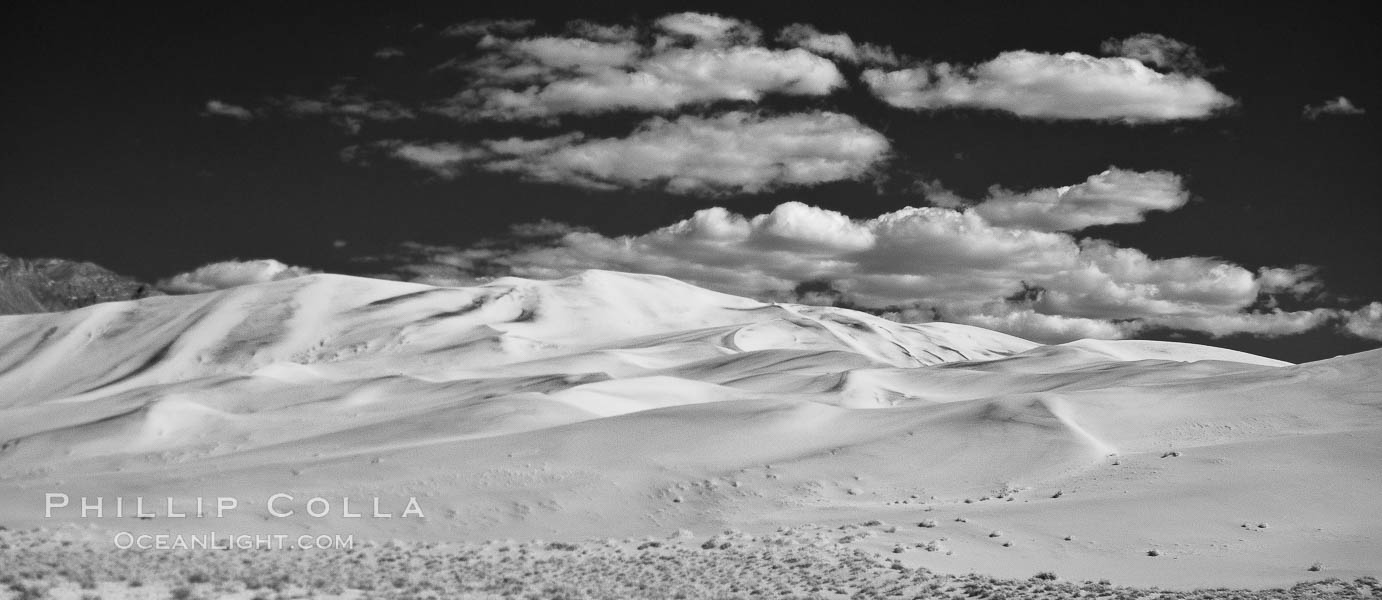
<box><xmin>0</xmin><ymin>271</ymin><xmax>1379</xmax><ymax>598</ymax></box>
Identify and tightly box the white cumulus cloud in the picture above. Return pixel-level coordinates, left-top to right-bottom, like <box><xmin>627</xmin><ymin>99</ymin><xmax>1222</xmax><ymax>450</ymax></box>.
<box><xmin>439</xmin><ymin>45</ymin><xmax>845</xmax><ymax>121</ymax></box>
<box><xmin>1342</xmin><ymin>302</ymin><xmax>1382</xmax><ymax>341</ymax></box>
<box><xmin>931</xmin><ymin>168</ymin><xmax>1190</xmax><ymax>231</ymax></box>
<box><xmin>1145</xmin><ymin>309</ymin><xmax>1336</xmax><ymax>338</ymax></box>
<box><xmin>373</xmin><ymin>111</ymin><xmax>890</xmax><ymax>194</ymax></box>
<box><xmin>954</xmin><ymin>308</ymin><xmax>1137</xmax><ymax>342</ymax></box>
<box><xmin>863</xmin><ymin>50</ymin><xmax>1235</xmax><ymax>123</ymax></box>
<box><xmin>1256</xmin><ymin>265</ymin><xmax>1323</xmax><ymax>298</ymax></box>
<box><xmin>158</xmin><ymin>260</ymin><xmax>317</xmax><ymax>294</ymax></box>
<box><xmin>654</xmin><ymin>12</ymin><xmax>762</xmax><ymax>47</ymax></box>
<box><xmin>776</xmin><ymin>23</ymin><xmax>899</xmax><ymax>66</ymax></box>
<box><xmin>363</xmin><ymin>196</ymin><xmax>1335</xmax><ymax>343</ymax></box>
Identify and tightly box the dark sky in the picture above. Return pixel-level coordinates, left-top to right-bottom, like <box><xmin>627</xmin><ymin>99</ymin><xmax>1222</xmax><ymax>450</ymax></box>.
<box><xmin>3</xmin><ymin>1</ymin><xmax>1380</xmax><ymax>361</ymax></box>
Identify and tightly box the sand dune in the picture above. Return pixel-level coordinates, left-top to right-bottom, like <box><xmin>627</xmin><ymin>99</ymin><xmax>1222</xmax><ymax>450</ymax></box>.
<box><xmin>0</xmin><ymin>271</ymin><xmax>1377</xmax><ymax>589</ymax></box>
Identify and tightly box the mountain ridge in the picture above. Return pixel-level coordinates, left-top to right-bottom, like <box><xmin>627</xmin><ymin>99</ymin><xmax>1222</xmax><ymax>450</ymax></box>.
<box><xmin>0</xmin><ymin>253</ymin><xmax>163</xmax><ymax>315</ymax></box>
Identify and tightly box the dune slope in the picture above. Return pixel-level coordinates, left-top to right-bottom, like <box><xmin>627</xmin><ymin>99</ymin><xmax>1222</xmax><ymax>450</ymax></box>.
<box><xmin>0</xmin><ymin>271</ymin><xmax>1377</xmax><ymax>588</ymax></box>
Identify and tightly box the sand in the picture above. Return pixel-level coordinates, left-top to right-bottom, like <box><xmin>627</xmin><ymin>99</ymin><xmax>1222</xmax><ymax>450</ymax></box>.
<box><xmin>0</xmin><ymin>271</ymin><xmax>1377</xmax><ymax>590</ymax></box>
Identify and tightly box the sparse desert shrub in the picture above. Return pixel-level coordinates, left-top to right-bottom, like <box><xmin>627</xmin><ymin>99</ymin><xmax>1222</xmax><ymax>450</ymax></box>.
<box><xmin>1146</xmin><ymin>549</ymin><xmax>1160</xmax><ymax>556</ymax></box>
<box><xmin>918</xmin><ymin>519</ymin><xmax>937</xmax><ymax>528</ymax></box>
<box><xmin>2</xmin><ymin>526</ymin><xmax>1369</xmax><ymax>600</ymax></box>
<box><xmin>1308</xmin><ymin>562</ymin><xmax>1323</xmax><ymax>572</ymax></box>
<box><xmin>12</xmin><ymin>584</ymin><xmax>47</xmax><ymax>600</ymax></box>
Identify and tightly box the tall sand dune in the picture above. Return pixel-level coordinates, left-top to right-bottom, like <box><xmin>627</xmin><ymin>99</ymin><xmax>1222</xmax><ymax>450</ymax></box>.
<box><xmin>0</xmin><ymin>271</ymin><xmax>1377</xmax><ymax>588</ymax></box>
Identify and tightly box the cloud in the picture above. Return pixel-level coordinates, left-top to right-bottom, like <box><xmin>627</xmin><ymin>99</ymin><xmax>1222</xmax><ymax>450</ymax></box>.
<box><xmin>776</xmin><ymin>23</ymin><xmax>899</xmax><ymax>66</ymax></box>
<box><xmin>564</xmin><ymin>20</ymin><xmax>639</xmax><ymax>43</ymax></box>
<box><xmin>356</xmin><ymin>221</ymin><xmax>592</xmax><ymax>286</ymax></box>
<box><xmin>508</xmin><ymin>37</ymin><xmax>642</xmax><ymax>70</ymax></box>
<box><xmin>1145</xmin><ymin>309</ymin><xmax>1335</xmax><ymax>338</ymax></box>
<box><xmin>441</xmin><ymin>18</ymin><xmax>536</xmax><ymax>38</ymax></box>
<box><xmin>1101</xmin><ymin>33</ymin><xmax>1209</xmax><ymax>75</ymax></box>
<box><xmin>362</xmin><ymin>198</ymin><xmax>1337</xmax><ymax>343</ymax></box>
<box><xmin>366</xmin><ymin>140</ymin><xmax>493</xmax><ymax>177</ymax></box>
<box><xmin>203</xmin><ymin>84</ymin><xmax>414</xmax><ymax>133</ymax></box>
<box><xmin>273</xmin><ymin>84</ymin><xmax>416</xmax><ymax>131</ymax></box>
<box><xmin>953</xmin><ymin>308</ymin><xmax>1137</xmax><ymax>341</ymax></box>
<box><xmin>202</xmin><ymin>100</ymin><xmax>254</xmax><ymax>121</ymax></box>
<box><xmin>427</xmin><ymin>12</ymin><xmax>849</xmax><ymax>121</ymax></box>
<box><xmin>158</xmin><ymin>259</ymin><xmax>316</xmax><ymax>294</ymax></box>
<box><xmin>654</xmin><ymin>12</ymin><xmax>762</xmax><ymax>47</ymax></box>
<box><xmin>202</xmin><ymin>85</ymin><xmax>417</xmax><ymax>134</ymax></box>
<box><xmin>863</xmin><ymin>50</ymin><xmax>1235</xmax><ymax>122</ymax></box>
<box><xmin>1342</xmin><ymin>302</ymin><xmax>1382</xmax><ymax>341</ymax></box>
<box><xmin>436</xmin><ymin>44</ymin><xmax>845</xmax><ymax>120</ymax></box>
<box><xmin>1304</xmin><ymin>96</ymin><xmax>1366</xmax><ymax>119</ymax></box>
<box><xmin>370</xmin><ymin>111</ymin><xmax>890</xmax><ymax>194</ymax></box>
<box><xmin>373</xmin><ymin>47</ymin><xmax>406</xmax><ymax>59</ymax></box>
<box><xmin>927</xmin><ymin>168</ymin><xmax>1190</xmax><ymax>231</ymax></box>
<box><xmin>1256</xmin><ymin>265</ymin><xmax>1323</xmax><ymax>298</ymax></box>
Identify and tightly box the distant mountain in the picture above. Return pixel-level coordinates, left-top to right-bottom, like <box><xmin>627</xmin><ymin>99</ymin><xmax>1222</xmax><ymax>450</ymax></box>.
<box><xmin>0</xmin><ymin>253</ymin><xmax>162</xmax><ymax>315</ymax></box>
